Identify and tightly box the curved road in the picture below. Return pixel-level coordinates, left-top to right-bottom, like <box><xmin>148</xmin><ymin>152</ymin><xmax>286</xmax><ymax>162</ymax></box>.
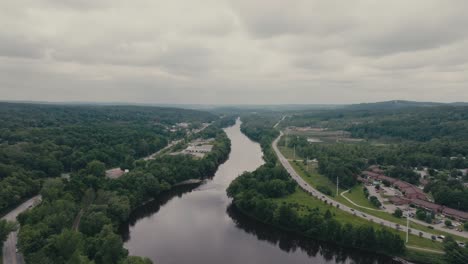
<box><xmin>2</xmin><ymin>195</ymin><xmax>41</xmax><ymax>264</ymax></box>
<box><xmin>273</xmin><ymin>132</ymin><xmax>444</xmax><ymax>244</ymax></box>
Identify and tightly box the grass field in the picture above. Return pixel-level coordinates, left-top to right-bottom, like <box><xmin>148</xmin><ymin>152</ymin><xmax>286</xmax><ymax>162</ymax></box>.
<box><xmin>282</xmin><ymin>147</ymin><xmax>468</xmax><ymax>242</ymax></box>
<box><xmin>342</xmin><ymin>185</ymin><xmax>379</xmax><ymax>208</ymax></box>
<box><xmin>275</xmin><ymin>188</ymin><xmax>444</xmax><ymax>251</ymax></box>
<box><xmin>278</xmin><ymin>146</ymin><xmax>303</xmax><ymax>160</ymax></box>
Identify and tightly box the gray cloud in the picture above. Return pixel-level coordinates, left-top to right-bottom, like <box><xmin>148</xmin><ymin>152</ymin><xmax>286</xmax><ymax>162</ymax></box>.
<box><xmin>1</xmin><ymin>0</ymin><xmax>468</xmax><ymax>104</ymax></box>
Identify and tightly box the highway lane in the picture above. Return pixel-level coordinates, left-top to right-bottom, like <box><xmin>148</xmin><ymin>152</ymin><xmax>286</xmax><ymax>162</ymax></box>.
<box><xmin>2</xmin><ymin>195</ymin><xmax>41</xmax><ymax>264</ymax></box>
<box><xmin>272</xmin><ymin>132</ymin><xmax>443</xmax><ymax>244</ymax></box>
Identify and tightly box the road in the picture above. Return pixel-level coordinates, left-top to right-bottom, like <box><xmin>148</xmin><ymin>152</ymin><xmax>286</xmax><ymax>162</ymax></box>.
<box><xmin>106</xmin><ymin>139</ymin><xmax>184</xmax><ymax>179</ymax></box>
<box><xmin>272</xmin><ymin>132</ymin><xmax>443</xmax><ymax>244</ymax></box>
<box><xmin>2</xmin><ymin>195</ymin><xmax>41</xmax><ymax>264</ymax></box>
<box><xmin>143</xmin><ymin>139</ymin><xmax>183</xmax><ymax>161</ymax></box>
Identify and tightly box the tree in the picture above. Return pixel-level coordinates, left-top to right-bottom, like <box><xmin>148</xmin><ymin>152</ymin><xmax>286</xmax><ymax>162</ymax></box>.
<box><xmin>445</xmin><ymin>220</ymin><xmax>453</xmax><ymax>227</ymax></box>
<box><xmin>0</xmin><ymin>220</ymin><xmax>16</xmax><ymax>248</ymax></box>
<box><xmin>443</xmin><ymin>236</ymin><xmax>468</xmax><ymax>264</ymax></box>
<box><xmin>393</xmin><ymin>208</ymin><xmax>403</xmax><ymax>218</ymax></box>
<box><xmin>416</xmin><ymin>209</ymin><xmax>426</xmax><ymax>221</ymax></box>
<box><xmin>41</xmin><ymin>178</ymin><xmax>65</xmax><ymax>201</ymax></box>
<box><xmin>120</xmin><ymin>256</ymin><xmax>153</xmax><ymax>264</ymax></box>
<box><xmin>86</xmin><ymin>160</ymin><xmax>106</xmax><ymax>177</ymax></box>
<box><xmin>80</xmin><ymin>211</ymin><xmax>112</xmax><ymax>236</ymax></box>
<box><xmin>94</xmin><ymin>225</ymin><xmax>128</xmax><ymax>264</ymax></box>
<box><xmin>48</xmin><ymin>229</ymin><xmax>85</xmax><ymax>262</ymax></box>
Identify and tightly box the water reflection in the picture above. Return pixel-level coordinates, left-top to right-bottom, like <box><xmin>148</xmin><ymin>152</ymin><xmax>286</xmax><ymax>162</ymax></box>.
<box><xmin>122</xmin><ymin>120</ymin><xmax>399</xmax><ymax>264</ymax></box>
<box><xmin>226</xmin><ymin>204</ymin><xmax>399</xmax><ymax>264</ymax></box>
<box><xmin>120</xmin><ymin>183</ymin><xmax>201</xmax><ymax>242</ymax></box>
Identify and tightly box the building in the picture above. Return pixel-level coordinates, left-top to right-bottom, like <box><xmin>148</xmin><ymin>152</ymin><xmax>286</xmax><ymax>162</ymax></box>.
<box><xmin>185</xmin><ymin>144</ymin><xmax>213</xmax><ymax>154</ymax></box>
<box><xmin>388</xmin><ymin>196</ymin><xmax>410</xmax><ymax>206</ymax></box>
<box><xmin>362</xmin><ymin>166</ymin><xmax>468</xmax><ymax>221</ymax></box>
<box><xmin>442</xmin><ymin>207</ymin><xmax>468</xmax><ymax>222</ymax></box>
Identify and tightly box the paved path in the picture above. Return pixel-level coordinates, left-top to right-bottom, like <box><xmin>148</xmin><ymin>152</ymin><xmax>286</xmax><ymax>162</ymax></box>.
<box><xmin>340</xmin><ymin>189</ymin><xmax>381</xmax><ymax>211</ymax></box>
<box><xmin>2</xmin><ymin>195</ymin><xmax>41</xmax><ymax>264</ymax></box>
<box><xmin>406</xmin><ymin>246</ymin><xmax>444</xmax><ymax>254</ymax></box>
<box><xmin>106</xmin><ymin>139</ymin><xmax>183</xmax><ymax>179</ymax></box>
<box><xmin>143</xmin><ymin>139</ymin><xmax>183</xmax><ymax>161</ymax></box>
<box><xmin>273</xmin><ymin>132</ymin><xmax>444</xmax><ymax>244</ymax></box>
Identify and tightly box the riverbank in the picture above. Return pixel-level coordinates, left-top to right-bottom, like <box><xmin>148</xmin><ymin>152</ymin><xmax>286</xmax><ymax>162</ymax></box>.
<box><xmin>230</xmin><ymin>201</ymin><xmax>402</xmax><ymax>262</ymax></box>
<box><xmin>229</xmin><ymin>116</ymin><xmax>445</xmax><ymax>264</ymax></box>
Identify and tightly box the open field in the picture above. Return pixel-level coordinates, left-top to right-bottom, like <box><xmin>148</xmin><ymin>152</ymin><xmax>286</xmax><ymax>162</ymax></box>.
<box><xmin>342</xmin><ymin>185</ymin><xmax>379</xmax><ymax>208</ymax></box>
<box><xmin>275</xmin><ymin>188</ymin><xmax>444</xmax><ymax>251</ymax></box>
<box><xmin>282</xmin><ymin>147</ymin><xmax>468</xmax><ymax>242</ymax></box>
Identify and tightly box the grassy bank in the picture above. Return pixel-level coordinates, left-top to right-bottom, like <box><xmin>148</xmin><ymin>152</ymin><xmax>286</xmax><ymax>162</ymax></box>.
<box><xmin>285</xmin><ymin>148</ymin><xmax>467</xmax><ymax>242</ymax></box>
<box><xmin>277</xmin><ymin>188</ymin><xmax>444</xmax><ymax>251</ymax></box>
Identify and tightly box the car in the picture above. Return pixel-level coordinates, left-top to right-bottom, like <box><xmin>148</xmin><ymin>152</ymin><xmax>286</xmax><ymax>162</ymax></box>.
<box><xmin>437</xmin><ymin>235</ymin><xmax>445</xmax><ymax>240</ymax></box>
<box><xmin>350</xmin><ymin>209</ymin><xmax>355</xmax><ymax>212</ymax></box>
<box><xmin>459</xmin><ymin>242</ymin><xmax>465</xmax><ymax>247</ymax></box>
<box><xmin>362</xmin><ymin>214</ymin><xmax>367</xmax><ymax>217</ymax></box>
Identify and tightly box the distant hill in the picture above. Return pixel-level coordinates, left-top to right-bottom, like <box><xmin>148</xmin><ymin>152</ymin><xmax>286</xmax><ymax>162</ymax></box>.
<box><xmin>345</xmin><ymin>100</ymin><xmax>446</xmax><ymax>110</ymax></box>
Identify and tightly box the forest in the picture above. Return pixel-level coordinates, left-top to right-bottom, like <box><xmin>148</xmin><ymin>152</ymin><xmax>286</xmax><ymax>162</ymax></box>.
<box><xmin>227</xmin><ymin>114</ymin><xmax>406</xmax><ymax>256</ymax></box>
<box><xmin>0</xmin><ymin>102</ymin><xmax>217</xmax><ymax>215</ymax></box>
<box><xmin>0</xmin><ymin>102</ymin><xmax>235</xmax><ymax>263</ymax></box>
<box><xmin>283</xmin><ymin>105</ymin><xmax>468</xmax><ymax>211</ymax></box>
<box><xmin>16</xmin><ymin>119</ymin><xmax>232</xmax><ymax>263</ymax></box>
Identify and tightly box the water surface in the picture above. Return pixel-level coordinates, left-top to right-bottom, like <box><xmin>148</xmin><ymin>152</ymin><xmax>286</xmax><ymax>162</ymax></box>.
<box><xmin>123</xmin><ymin>120</ymin><xmax>397</xmax><ymax>264</ymax></box>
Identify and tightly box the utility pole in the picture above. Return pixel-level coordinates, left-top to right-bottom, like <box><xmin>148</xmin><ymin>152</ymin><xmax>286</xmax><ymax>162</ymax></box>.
<box><xmin>406</xmin><ymin>208</ymin><xmax>409</xmax><ymax>243</ymax></box>
<box><xmin>336</xmin><ymin>176</ymin><xmax>339</xmax><ymax>197</ymax></box>
<box><xmin>293</xmin><ymin>145</ymin><xmax>296</xmax><ymax>160</ymax></box>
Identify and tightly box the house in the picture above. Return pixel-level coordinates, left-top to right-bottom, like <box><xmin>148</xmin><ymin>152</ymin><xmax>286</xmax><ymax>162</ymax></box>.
<box><xmin>411</xmin><ymin>199</ymin><xmax>443</xmax><ymax>213</ymax></box>
<box><xmin>442</xmin><ymin>207</ymin><xmax>468</xmax><ymax>222</ymax></box>
<box><xmin>388</xmin><ymin>196</ymin><xmax>410</xmax><ymax>206</ymax></box>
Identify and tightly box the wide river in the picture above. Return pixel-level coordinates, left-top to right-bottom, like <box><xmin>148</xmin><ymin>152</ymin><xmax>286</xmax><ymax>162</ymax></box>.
<box><xmin>121</xmin><ymin>120</ymin><xmax>397</xmax><ymax>264</ymax></box>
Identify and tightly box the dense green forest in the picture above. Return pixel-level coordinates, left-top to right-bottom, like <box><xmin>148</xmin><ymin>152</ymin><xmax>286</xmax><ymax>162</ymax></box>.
<box><xmin>0</xmin><ymin>219</ymin><xmax>15</xmax><ymax>249</ymax></box>
<box><xmin>227</xmin><ymin>114</ymin><xmax>406</xmax><ymax>256</ymax></box>
<box><xmin>16</xmin><ymin>121</ymin><xmax>232</xmax><ymax>263</ymax></box>
<box><xmin>0</xmin><ymin>102</ymin><xmax>217</xmax><ymax>215</ymax></box>
<box><xmin>283</xmin><ymin>105</ymin><xmax>468</xmax><ymax>211</ymax></box>
<box><xmin>285</xmin><ymin>105</ymin><xmax>468</xmax><ymax>142</ymax></box>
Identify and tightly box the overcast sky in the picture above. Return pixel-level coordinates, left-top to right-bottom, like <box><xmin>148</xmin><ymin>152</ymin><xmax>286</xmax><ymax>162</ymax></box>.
<box><xmin>1</xmin><ymin>0</ymin><xmax>468</xmax><ymax>104</ymax></box>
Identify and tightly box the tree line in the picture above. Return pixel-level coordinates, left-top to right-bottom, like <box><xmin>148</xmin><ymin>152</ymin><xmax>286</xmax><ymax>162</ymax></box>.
<box><xmin>0</xmin><ymin>102</ymin><xmax>217</xmax><ymax>215</ymax></box>
<box><xmin>16</xmin><ymin>123</ymin><xmax>232</xmax><ymax>264</ymax></box>
<box><xmin>227</xmin><ymin>114</ymin><xmax>405</xmax><ymax>257</ymax></box>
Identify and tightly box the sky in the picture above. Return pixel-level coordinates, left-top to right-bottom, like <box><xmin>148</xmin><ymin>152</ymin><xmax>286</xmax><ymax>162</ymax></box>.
<box><xmin>1</xmin><ymin>0</ymin><xmax>468</xmax><ymax>105</ymax></box>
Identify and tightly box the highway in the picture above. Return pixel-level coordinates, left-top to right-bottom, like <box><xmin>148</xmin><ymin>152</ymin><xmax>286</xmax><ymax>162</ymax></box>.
<box><xmin>2</xmin><ymin>195</ymin><xmax>41</xmax><ymax>264</ymax></box>
<box><xmin>272</xmin><ymin>132</ymin><xmax>444</xmax><ymax>244</ymax></box>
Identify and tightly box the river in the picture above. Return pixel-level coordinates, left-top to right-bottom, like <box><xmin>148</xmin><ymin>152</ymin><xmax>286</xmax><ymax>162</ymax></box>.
<box><xmin>121</xmin><ymin>120</ymin><xmax>397</xmax><ymax>264</ymax></box>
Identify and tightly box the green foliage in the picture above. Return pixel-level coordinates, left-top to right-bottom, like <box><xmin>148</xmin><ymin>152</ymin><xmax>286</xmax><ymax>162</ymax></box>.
<box><xmin>369</xmin><ymin>196</ymin><xmax>382</xmax><ymax>208</ymax></box>
<box><xmin>444</xmin><ymin>220</ymin><xmax>453</xmax><ymax>227</ymax></box>
<box><xmin>85</xmin><ymin>161</ymin><xmax>106</xmax><ymax>178</ymax></box>
<box><xmin>416</xmin><ymin>209</ymin><xmax>426</xmax><ymax>221</ymax></box>
<box><xmin>387</xmin><ymin>166</ymin><xmax>419</xmax><ymax>185</ymax></box>
<box><xmin>17</xmin><ymin>123</ymin><xmax>231</xmax><ymax>264</ymax></box>
<box><xmin>229</xmin><ymin>113</ymin><xmax>405</xmax><ymax>256</ymax></box>
<box><xmin>393</xmin><ymin>208</ymin><xmax>403</xmax><ymax>218</ymax></box>
<box><xmin>0</xmin><ymin>102</ymin><xmax>218</xmax><ymax>213</ymax></box>
<box><xmin>363</xmin><ymin>187</ymin><xmax>369</xmax><ymax>198</ymax></box>
<box><xmin>443</xmin><ymin>236</ymin><xmax>468</xmax><ymax>264</ymax></box>
<box><xmin>119</xmin><ymin>256</ymin><xmax>153</xmax><ymax>264</ymax></box>
<box><xmin>316</xmin><ymin>185</ymin><xmax>333</xmax><ymax>196</ymax></box>
<box><xmin>1</xmin><ymin>102</ymin><xmax>233</xmax><ymax>264</ymax></box>
<box><xmin>0</xmin><ymin>219</ymin><xmax>16</xmax><ymax>248</ymax></box>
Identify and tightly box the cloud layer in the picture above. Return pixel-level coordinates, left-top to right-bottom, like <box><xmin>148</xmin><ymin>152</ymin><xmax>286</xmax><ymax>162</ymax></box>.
<box><xmin>1</xmin><ymin>0</ymin><xmax>468</xmax><ymax>104</ymax></box>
